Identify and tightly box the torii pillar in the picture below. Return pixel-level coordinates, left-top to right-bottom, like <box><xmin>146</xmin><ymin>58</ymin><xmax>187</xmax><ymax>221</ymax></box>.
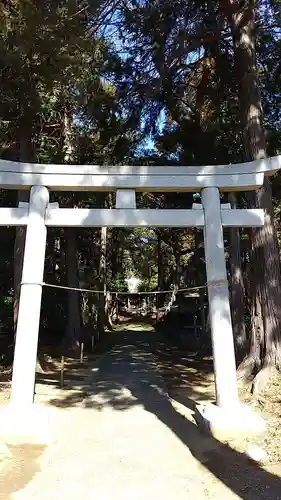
<box><xmin>11</xmin><ymin>186</ymin><xmax>49</xmax><ymax>407</ymax></box>
<box><xmin>194</xmin><ymin>189</ymin><xmax>266</xmax><ymax>436</ymax></box>
<box><xmin>201</xmin><ymin>187</ymin><xmax>238</xmax><ymax>408</ymax></box>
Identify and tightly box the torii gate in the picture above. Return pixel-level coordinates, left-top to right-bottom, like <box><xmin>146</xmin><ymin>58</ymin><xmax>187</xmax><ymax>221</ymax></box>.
<box><xmin>1</xmin><ymin>156</ymin><xmax>280</xmax><ymax>420</ymax></box>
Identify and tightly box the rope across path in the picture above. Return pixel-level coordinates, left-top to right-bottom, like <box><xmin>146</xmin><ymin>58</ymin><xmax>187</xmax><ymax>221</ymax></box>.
<box><xmin>20</xmin><ymin>278</ymin><xmax>229</xmax><ymax>325</ymax></box>
<box><xmin>20</xmin><ymin>278</ymin><xmax>228</xmax><ymax>324</ymax></box>
<box><xmin>20</xmin><ymin>279</ymin><xmax>228</xmax><ymax>295</ymax></box>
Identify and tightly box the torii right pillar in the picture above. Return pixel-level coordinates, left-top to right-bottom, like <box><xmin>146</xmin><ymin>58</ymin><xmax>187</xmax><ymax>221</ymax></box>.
<box><xmin>201</xmin><ymin>187</ymin><xmax>238</xmax><ymax>408</ymax></box>
<box><xmin>197</xmin><ymin>186</ymin><xmax>266</xmax><ymax>437</ymax></box>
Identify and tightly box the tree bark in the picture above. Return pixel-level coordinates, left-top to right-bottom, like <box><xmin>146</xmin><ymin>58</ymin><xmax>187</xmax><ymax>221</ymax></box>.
<box><xmin>13</xmin><ymin>122</ymin><xmax>34</xmax><ymax>333</ymax></box>
<box><xmin>97</xmin><ymin>225</ymin><xmax>107</xmax><ymax>335</ymax></box>
<box><xmin>61</xmin><ymin>109</ymin><xmax>82</xmax><ymax>350</ymax></box>
<box><xmin>156</xmin><ymin>233</ymin><xmax>164</xmax><ymax>310</ymax></box>
<box><xmin>173</xmin><ymin>242</ymin><xmax>181</xmax><ymax>288</ymax></box>
<box><xmin>224</xmin><ymin>0</ymin><xmax>281</xmax><ymax>389</ymax></box>
<box><xmin>228</xmin><ymin>193</ymin><xmax>246</xmax><ymax>357</ymax></box>
<box><xmin>64</xmin><ymin>227</ymin><xmax>81</xmax><ymax>349</ymax></box>
<box><xmin>108</xmin><ymin>227</ymin><xmax>120</xmax><ymax>323</ymax></box>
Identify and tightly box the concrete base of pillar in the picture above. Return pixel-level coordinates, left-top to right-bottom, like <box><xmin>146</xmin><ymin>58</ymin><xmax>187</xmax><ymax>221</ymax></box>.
<box><xmin>0</xmin><ymin>404</ymin><xmax>55</xmax><ymax>444</ymax></box>
<box><xmin>195</xmin><ymin>402</ymin><xmax>266</xmax><ymax>441</ymax></box>
<box><xmin>0</xmin><ymin>442</ymin><xmax>12</xmax><ymax>456</ymax></box>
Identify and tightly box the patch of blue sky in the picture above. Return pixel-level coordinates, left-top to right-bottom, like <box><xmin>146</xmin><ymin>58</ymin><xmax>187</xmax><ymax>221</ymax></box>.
<box><xmin>135</xmin><ymin>107</ymin><xmax>166</xmax><ymax>155</ymax></box>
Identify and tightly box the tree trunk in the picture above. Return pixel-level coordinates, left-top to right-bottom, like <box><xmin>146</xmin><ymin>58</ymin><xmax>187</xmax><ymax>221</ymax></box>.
<box><xmin>110</xmin><ymin>229</ymin><xmax>119</xmax><ymax>280</ymax></box>
<box><xmin>173</xmin><ymin>244</ymin><xmax>181</xmax><ymax>288</ymax></box>
<box><xmin>228</xmin><ymin>193</ymin><xmax>246</xmax><ymax>358</ymax></box>
<box><xmin>225</xmin><ymin>0</ymin><xmax>281</xmax><ymax>390</ymax></box>
<box><xmin>156</xmin><ymin>233</ymin><xmax>164</xmax><ymax>310</ymax></box>
<box><xmin>97</xmin><ymin>226</ymin><xmax>107</xmax><ymax>335</ymax></box>
<box><xmin>64</xmin><ymin>227</ymin><xmax>81</xmax><ymax>349</ymax></box>
<box><xmin>13</xmin><ymin>123</ymin><xmax>34</xmax><ymax>333</ymax></box>
<box><xmin>61</xmin><ymin>109</ymin><xmax>81</xmax><ymax>351</ymax></box>
<box><xmin>108</xmin><ymin>227</ymin><xmax>119</xmax><ymax>323</ymax></box>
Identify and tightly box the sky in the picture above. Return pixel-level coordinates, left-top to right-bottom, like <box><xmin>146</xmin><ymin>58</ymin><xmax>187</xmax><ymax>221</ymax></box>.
<box><xmin>101</xmin><ymin>6</ymin><xmax>167</xmax><ymax>155</ymax></box>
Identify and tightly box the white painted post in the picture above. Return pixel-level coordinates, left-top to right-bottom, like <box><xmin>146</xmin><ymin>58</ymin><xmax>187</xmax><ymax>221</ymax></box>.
<box><xmin>201</xmin><ymin>187</ymin><xmax>239</xmax><ymax>408</ymax></box>
<box><xmin>116</xmin><ymin>189</ymin><xmax>136</xmax><ymax>209</ymax></box>
<box><xmin>60</xmin><ymin>356</ymin><xmax>65</xmax><ymax>388</ymax></box>
<box><xmin>80</xmin><ymin>342</ymin><xmax>84</xmax><ymax>363</ymax></box>
<box><xmin>115</xmin><ymin>294</ymin><xmax>119</xmax><ymax>322</ymax></box>
<box><xmin>11</xmin><ymin>186</ymin><xmax>49</xmax><ymax>407</ymax></box>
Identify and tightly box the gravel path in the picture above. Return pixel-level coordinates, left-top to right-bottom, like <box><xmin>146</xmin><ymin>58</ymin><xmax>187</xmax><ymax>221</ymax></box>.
<box><xmin>3</xmin><ymin>325</ymin><xmax>281</xmax><ymax>499</ymax></box>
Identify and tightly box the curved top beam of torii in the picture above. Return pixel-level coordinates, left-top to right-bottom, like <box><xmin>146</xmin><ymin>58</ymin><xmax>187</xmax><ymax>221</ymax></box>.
<box><xmin>0</xmin><ymin>155</ymin><xmax>280</xmax><ymax>192</ymax></box>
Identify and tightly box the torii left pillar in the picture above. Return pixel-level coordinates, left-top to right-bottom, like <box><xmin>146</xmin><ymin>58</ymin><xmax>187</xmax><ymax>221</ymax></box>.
<box><xmin>11</xmin><ymin>185</ymin><xmax>49</xmax><ymax>406</ymax></box>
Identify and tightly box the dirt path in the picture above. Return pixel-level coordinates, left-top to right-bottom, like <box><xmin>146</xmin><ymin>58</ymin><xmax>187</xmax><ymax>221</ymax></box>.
<box><xmin>1</xmin><ymin>322</ymin><xmax>281</xmax><ymax>499</ymax></box>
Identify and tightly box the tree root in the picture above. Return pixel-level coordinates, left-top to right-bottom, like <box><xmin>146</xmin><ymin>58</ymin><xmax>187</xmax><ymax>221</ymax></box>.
<box><xmin>236</xmin><ymin>344</ymin><xmax>281</xmax><ymax>395</ymax></box>
<box><xmin>236</xmin><ymin>357</ymin><xmax>257</xmax><ymax>382</ymax></box>
<box><xmin>251</xmin><ymin>366</ymin><xmax>276</xmax><ymax>395</ymax></box>
<box><xmin>236</xmin><ymin>354</ymin><xmax>279</xmax><ymax>395</ymax></box>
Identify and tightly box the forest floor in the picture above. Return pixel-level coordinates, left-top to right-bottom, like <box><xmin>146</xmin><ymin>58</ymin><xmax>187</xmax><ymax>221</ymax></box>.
<box><xmin>0</xmin><ymin>319</ymin><xmax>281</xmax><ymax>499</ymax></box>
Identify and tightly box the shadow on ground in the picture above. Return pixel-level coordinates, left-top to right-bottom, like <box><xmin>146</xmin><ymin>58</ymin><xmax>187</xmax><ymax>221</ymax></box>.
<box><xmin>45</xmin><ymin>326</ymin><xmax>281</xmax><ymax>499</ymax></box>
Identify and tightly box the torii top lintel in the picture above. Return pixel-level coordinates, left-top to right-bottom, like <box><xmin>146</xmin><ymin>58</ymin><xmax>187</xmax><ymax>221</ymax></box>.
<box><xmin>0</xmin><ymin>155</ymin><xmax>280</xmax><ymax>192</ymax></box>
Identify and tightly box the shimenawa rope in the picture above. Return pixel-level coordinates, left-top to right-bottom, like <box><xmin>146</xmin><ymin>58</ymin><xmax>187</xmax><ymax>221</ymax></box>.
<box><xmin>20</xmin><ymin>279</ymin><xmax>228</xmax><ymax>295</ymax></box>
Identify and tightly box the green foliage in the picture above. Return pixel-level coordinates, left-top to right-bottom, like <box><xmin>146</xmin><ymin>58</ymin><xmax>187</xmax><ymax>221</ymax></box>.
<box><xmin>0</xmin><ymin>0</ymin><xmax>281</xmax><ymax>355</ymax></box>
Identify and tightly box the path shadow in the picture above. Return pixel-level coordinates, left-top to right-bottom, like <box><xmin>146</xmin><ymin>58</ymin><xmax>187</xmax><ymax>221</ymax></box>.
<box><xmin>126</xmin><ymin>380</ymin><xmax>281</xmax><ymax>500</ymax></box>
<box><xmin>48</xmin><ymin>328</ymin><xmax>281</xmax><ymax>499</ymax></box>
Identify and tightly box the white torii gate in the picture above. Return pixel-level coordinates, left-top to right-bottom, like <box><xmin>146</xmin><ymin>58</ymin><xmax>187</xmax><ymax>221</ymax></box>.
<box><xmin>1</xmin><ymin>156</ymin><xmax>280</xmax><ymax>417</ymax></box>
